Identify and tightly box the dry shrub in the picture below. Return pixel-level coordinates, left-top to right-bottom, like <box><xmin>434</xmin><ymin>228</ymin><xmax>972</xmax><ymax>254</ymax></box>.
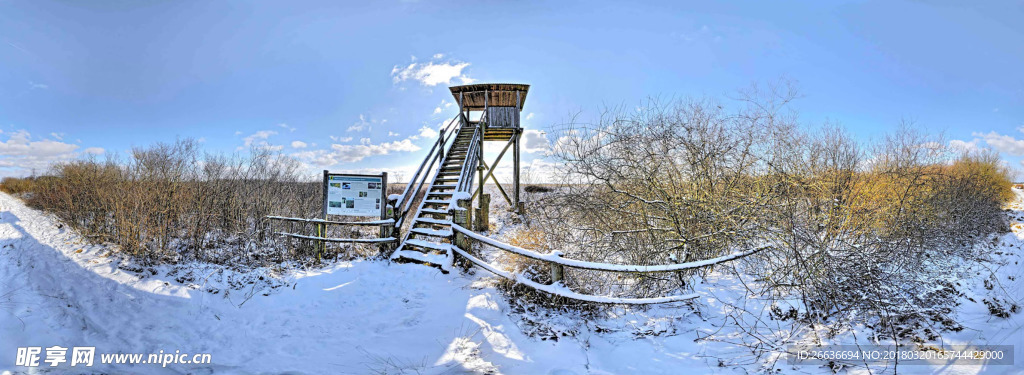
<box><xmin>527</xmin><ymin>86</ymin><xmax>1014</xmax><ymax>340</ymax></box>
<box><xmin>0</xmin><ymin>177</ymin><xmax>36</xmax><ymax>195</ymax></box>
<box><xmin>497</xmin><ymin>226</ymin><xmax>595</xmax><ymax>312</ymax></box>
<box><xmin>16</xmin><ymin>139</ymin><xmax>362</xmax><ymax>266</ymax></box>
<box><xmin>499</xmin><ymin>226</ymin><xmax>552</xmax><ymax>283</ymax></box>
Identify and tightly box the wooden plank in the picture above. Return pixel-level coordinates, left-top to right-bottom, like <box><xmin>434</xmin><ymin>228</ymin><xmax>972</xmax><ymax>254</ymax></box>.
<box><xmin>266</xmin><ymin>216</ymin><xmax>394</xmax><ymax>226</ymax></box>
<box><xmin>276</xmin><ymin>232</ymin><xmax>397</xmax><ymax>243</ymax></box>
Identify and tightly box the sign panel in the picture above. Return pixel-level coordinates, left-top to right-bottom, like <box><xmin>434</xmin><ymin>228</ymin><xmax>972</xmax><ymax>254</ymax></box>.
<box><xmin>325</xmin><ymin>174</ymin><xmax>385</xmax><ymax>217</ymax></box>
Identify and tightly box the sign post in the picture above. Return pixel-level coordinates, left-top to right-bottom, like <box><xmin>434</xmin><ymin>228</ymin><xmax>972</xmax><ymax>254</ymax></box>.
<box><xmin>322</xmin><ymin>171</ymin><xmax>390</xmax><ymax>257</ymax></box>
<box><xmin>324</xmin><ymin>172</ymin><xmax>387</xmax><ymax>218</ymax></box>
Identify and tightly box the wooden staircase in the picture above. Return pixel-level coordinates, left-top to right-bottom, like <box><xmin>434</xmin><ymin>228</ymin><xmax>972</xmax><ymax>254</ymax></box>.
<box><xmin>391</xmin><ymin>124</ymin><xmax>478</xmax><ymax>270</ymax></box>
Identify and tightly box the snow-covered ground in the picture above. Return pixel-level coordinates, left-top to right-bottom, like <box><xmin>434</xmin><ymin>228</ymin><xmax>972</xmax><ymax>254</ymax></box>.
<box><xmin>2</xmin><ymin>188</ymin><xmax>1024</xmax><ymax>374</ymax></box>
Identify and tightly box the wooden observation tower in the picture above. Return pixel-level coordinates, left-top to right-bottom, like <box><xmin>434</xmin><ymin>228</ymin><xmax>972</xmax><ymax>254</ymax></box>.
<box><xmin>450</xmin><ymin>83</ymin><xmax>529</xmax><ymax>215</ymax></box>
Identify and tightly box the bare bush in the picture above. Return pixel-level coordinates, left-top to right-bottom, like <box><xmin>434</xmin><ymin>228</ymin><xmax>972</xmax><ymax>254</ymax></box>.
<box><xmin>519</xmin><ymin>83</ymin><xmax>1013</xmax><ymax>344</ymax></box>
<box><xmin>6</xmin><ymin>139</ymin><xmax>371</xmax><ymax>267</ymax></box>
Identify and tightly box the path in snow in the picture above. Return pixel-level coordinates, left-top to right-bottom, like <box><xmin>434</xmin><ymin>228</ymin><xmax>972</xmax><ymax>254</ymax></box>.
<box><xmin>5</xmin><ymin>188</ymin><xmax>1024</xmax><ymax>374</ymax></box>
<box><xmin>0</xmin><ymin>192</ymin><xmax>719</xmax><ymax>374</ymax></box>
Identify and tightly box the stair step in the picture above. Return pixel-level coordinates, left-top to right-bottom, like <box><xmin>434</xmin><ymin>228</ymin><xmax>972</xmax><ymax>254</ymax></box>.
<box><xmin>420</xmin><ymin>208</ymin><xmax>450</xmax><ymax>215</ymax></box>
<box><xmin>414</xmin><ymin>217</ymin><xmax>452</xmax><ymax>226</ymax></box>
<box><xmin>392</xmin><ymin>250</ymin><xmax>452</xmax><ymax>272</ymax></box>
<box><xmin>422</xmin><ymin>199</ymin><xmax>451</xmax><ymax>205</ymax></box>
<box><xmin>411</xmin><ymin>227</ymin><xmax>453</xmax><ymax>237</ymax></box>
<box><xmin>403</xmin><ymin>238</ymin><xmax>452</xmax><ymax>252</ymax></box>
<box><xmin>432</xmin><ymin>184</ymin><xmax>457</xmax><ymax>189</ymax></box>
<box><xmin>428</xmin><ymin>191</ymin><xmax>454</xmax><ymax>196</ymax></box>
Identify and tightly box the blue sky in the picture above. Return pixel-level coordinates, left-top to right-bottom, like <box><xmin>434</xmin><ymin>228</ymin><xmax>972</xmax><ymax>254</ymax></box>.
<box><xmin>1</xmin><ymin>0</ymin><xmax>1022</xmax><ymax>179</ymax></box>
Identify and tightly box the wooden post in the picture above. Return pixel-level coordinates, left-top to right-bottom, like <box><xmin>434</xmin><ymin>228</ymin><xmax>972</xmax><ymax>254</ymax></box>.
<box><xmin>478</xmin><ymin>89</ymin><xmax>487</xmax><ymax>213</ymax></box>
<box><xmin>384</xmin><ymin>196</ymin><xmax>399</xmax><ymax>257</ymax></box>
<box><xmin>450</xmin><ymin>197</ymin><xmax>472</xmax><ymax>270</ymax></box>
<box><xmin>320</xmin><ymin>170</ymin><xmax>329</xmax><ymax>262</ymax></box>
<box><xmin>513</xmin><ymin>129</ymin><xmax>522</xmax><ymax>214</ymax></box>
<box><xmin>549</xmin><ymin>251</ymin><xmax>564</xmax><ymax>284</ymax></box>
<box><xmin>475</xmin><ymin>194</ymin><xmax>490</xmax><ymax>232</ymax></box>
<box><xmin>514</xmin><ymin>90</ymin><xmax>523</xmax><ymax>215</ymax></box>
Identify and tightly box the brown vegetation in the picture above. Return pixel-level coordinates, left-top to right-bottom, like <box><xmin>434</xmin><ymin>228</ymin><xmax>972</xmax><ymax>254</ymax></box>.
<box><xmin>516</xmin><ymin>83</ymin><xmax>1013</xmax><ymax>340</ymax></box>
<box><xmin>0</xmin><ymin>139</ymin><xmax>398</xmax><ymax>266</ymax></box>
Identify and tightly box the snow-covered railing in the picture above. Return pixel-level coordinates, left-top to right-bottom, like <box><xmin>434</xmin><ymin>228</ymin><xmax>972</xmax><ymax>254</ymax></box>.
<box><xmin>458</xmin><ymin>127</ymin><xmax>481</xmax><ymax>193</ymax></box>
<box><xmin>392</xmin><ymin>113</ymin><xmax>461</xmax><ymax>227</ymax></box>
<box><xmin>448</xmin><ymin>245</ymin><xmax>698</xmax><ymax>304</ymax></box>
<box><xmin>266</xmin><ymin>215</ymin><xmax>399</xmax><ymax>259</ymax></box>
<box><xmin>443</xmin><ymin>207</ymin><xmax>769</xmax><ymax>304</ymax></box>
<box><xmin>450</xmin><ymin>223</ymin><xmax>769</xmax><ymax>273</ymax></box>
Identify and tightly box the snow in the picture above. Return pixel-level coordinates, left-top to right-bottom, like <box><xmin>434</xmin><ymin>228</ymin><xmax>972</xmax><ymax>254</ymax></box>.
<box><xmin>390</xmin><ymin>249</ymin><xmax>453</xmax><ymax>272</ymax></box>
<box><xmin>3</xmin><ymin>186</ymin><xmax>1024</xmax><ymax>374</ymax></box>
<box><xmin>450</xmin><ymin>191</ymin><xmax>472</xmax><ymax>203</ymax></box>
<box><xmin>414</xmin><ymin>217</ymin><xmax>452</xmax><ymax>226</ymax></box>
<box><xmin>409</xmin><ymin>227</ymin><xmax>454</xmax><ymax>237</ymax></box>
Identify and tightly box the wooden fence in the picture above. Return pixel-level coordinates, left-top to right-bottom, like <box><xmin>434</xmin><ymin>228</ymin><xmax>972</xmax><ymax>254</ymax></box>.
<box><xmin>266</xmin><ymin>215</ymin><xmax>397</xmax><ymax>260</ymax></box>
<box><xmin>441</xmin><ymin>197</ymin><xmax>771</xmax><ymax>304</ymax></box>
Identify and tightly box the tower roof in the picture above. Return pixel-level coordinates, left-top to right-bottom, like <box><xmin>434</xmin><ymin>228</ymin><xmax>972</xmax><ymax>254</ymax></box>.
<box><xmin>449</xmin><ymin>83</ymin><xmax>529</xmax><ymax>110</ymax></box>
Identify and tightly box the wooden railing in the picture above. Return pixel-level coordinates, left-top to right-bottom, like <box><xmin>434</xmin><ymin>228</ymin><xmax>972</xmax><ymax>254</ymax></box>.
<box><xmin>391</xmin><ymin>113</ymin><xmax>461</xmax><ymax>228</ymax></box>
<box><xmin>441</xmin><ymin>197</ymin><xmax>771</xmax><ymax>304</ymax></box>
<box><xmin>266</xmin><ymin>216</ymin><xmax>398</xmax><ymax>260</ymax></box>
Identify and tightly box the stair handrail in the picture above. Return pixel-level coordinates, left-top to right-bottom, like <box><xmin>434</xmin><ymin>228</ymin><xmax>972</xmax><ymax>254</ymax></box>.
<box><xmin>458</xmin><ymin>127</ymin><xmax>481</xmax><ymax>193</ymax></box>
<box><xmin>393</xmin><ymin>114</ymin><xmax>462</xmax><ymax>227</ymax></box>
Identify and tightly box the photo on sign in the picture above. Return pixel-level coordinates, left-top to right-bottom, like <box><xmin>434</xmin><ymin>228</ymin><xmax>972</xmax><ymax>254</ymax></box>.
<box><xmin>346</xmin><ymin>200</ymin><xmax>355</xmax><ymax>208</ymax></box>
<box><xmin>328</xmin><ymin>201</ymin><xmax>342</xmax><ymax>208</ymax></box>
<box><xmin>359</xmin><ymin>191</ymin><xmax>368</xmax><ymax>198</ymax></box>
<box><xmin>342</xmin><ymin>183</ymin><xmax>351</xmax><ymax>189</ymax></box>
<box><xmin>330</xmin><ymin>183</ymin><xmax>341</xmax><ymax>188</ymax></box>
<box><xmin>368</xmin><ymin>182</ymin><xmax>379</xmax><ymax>189</ymax></box>
<box><xmin>375</xmin><ymin>204</ymin><xmax>380</xmax><ymax>210</ymax></box>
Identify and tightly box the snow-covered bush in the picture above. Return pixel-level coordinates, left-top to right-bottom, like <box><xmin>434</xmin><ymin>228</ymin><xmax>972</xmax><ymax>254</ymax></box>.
<box><xmin>523</xmin><ymin>82</ymin><xmax>1013</xmax><ymax>341</ymax></box>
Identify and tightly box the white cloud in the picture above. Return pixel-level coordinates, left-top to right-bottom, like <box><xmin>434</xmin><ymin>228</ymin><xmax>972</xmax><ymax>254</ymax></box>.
<box><xmin>83</xmin><ymin>147</ymin><xmax>105</xmax><ymax>155</ymax></box>
<box><xmin>50</xmin><ymin>132</ymin><xmax>65</xmax><ymax>140</ymax></box>
<box><xmin>0</xmin><ymin>129</ymin><xmax>94</xmax><ymax>176</ymax></box>
<box><xmin>521</xmin><ymin>129</ymin><xmax>550</xmax><ymax>153</ymax></box>
<box><xmin>278</xmin><ymin>123</ymin><xmax>296</xmax><ymax>132</ymax></box>
<box><xmin>329</xmin><ymin>135</ymin><xmax>353</xmax><ymax>142</ymax></box>
<box><xmin>388</xmin><ymin>131</ymin><xmax>400</xmax><ymax>137</ymax></box>
<box><xmin>291</xmin><ymin>139</ymin><xmax>422</xmax><ymax>166</ymax></box>
<box><xmin>29</xmin><ymin>81</ymin><xmax>48</xmax><ymax>90</ymax></box>
<box><xmin>418</xmin><ymin>125</ymin><xmax>439</xmax><ymax>140</ymax></box>
<box><xmin>347</xmin><ymin>114</ymin><xmax>371</xmax><ymax>132</ymax></box>
<box><xmin>238</xmin><ymin>130</ymin><xmax>282</xmax><ymax>151</ymax></box>
<box><xmin>433</xmin><ymin>53</ymin><xmax>445</xmax><ymax>59</ymax></box>
<box><xmin>673</xmin><ymin>25</ymin><xmax>723</xmax><ymax>43</ymax></box>
<box><xmin>949</xmin><ymin>139</ymin><xmax>980</xmax><ymax>153</ymax></box>
<box><xmin>975</xmin><ymin>131</ymin><xmax>1024</xmax><ymax>156</ymax></box>
<box><xmin>291</xmin><ymin>141</ymin><xmax>308</xmax><ymax>149</ymax></box>
<box><xmin>433</xmin><ymin>107</ymin><xmax>442</xmax><ymax>115</ymax></box>
<box><xmin>391</xmin><ymin>55</ymin><xmax>474</xmax><ymax>87</ymax></box>
<box><xmin>525</xmin><ymin>113</ymin><xmax>535</xmax><ymax>121</ymax></box>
